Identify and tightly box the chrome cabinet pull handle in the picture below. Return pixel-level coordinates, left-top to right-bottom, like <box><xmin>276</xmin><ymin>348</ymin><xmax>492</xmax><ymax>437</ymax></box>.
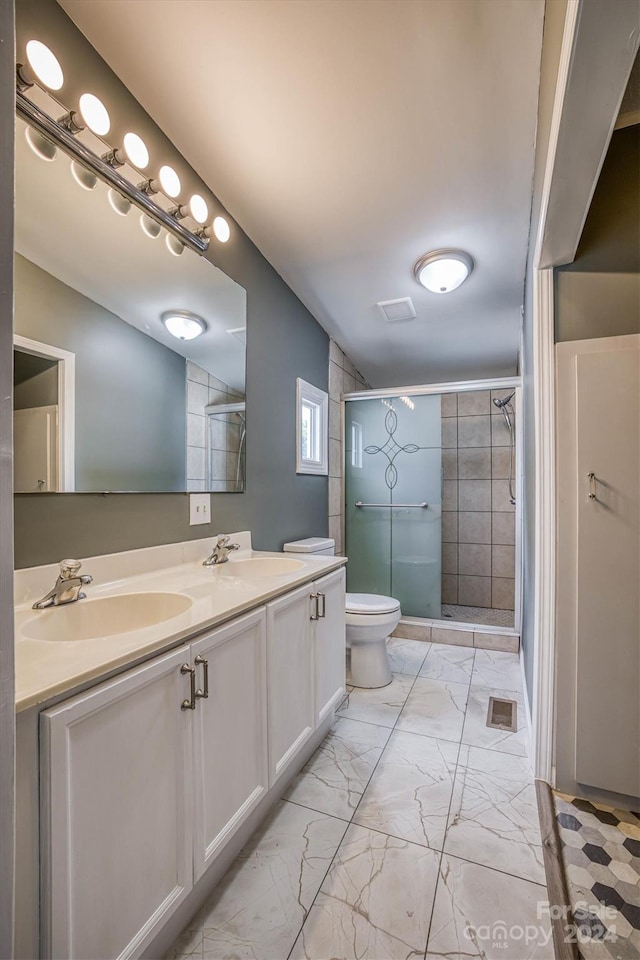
<box><xmin>318</xmin><ymin>593</ymin><xmax>326</xmax><ymax>618</ymax></box>
<box><xmin>310</xmin><ymin>593</ymin><xmax>319</xmax><ymax>621</ymax></box>
<box><xmin>180</xmin><ymin>663</ymin><xmax>197</xmax><ymax>710</ymax></box>
<box><xmin>194</xmin><ymin>655</ymin><xmax>209</xmax><ymax>699</ymax></box>
<box><xmin>587</xmin><ymin>472</ymin><xmax>597</xmax><ymax>501</ymax></box>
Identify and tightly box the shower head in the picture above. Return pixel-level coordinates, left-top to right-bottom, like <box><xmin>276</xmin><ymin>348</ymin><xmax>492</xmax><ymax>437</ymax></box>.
<box><xmin>492</xmin><ymin>391</ymin><xmax>515</xmax><ymax>409</ymax></box>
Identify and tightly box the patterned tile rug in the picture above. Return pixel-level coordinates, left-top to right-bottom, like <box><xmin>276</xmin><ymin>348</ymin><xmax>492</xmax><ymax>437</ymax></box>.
<box><xmin>554</xmin><ymin>792</ymin><xmax>640</xmax><ymax>959</ymax></box>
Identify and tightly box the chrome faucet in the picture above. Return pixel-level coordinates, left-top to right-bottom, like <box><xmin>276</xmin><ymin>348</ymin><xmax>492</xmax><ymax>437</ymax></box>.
<box><xmin>32</xmin><ymin>560</ymin><xmax>93</xmax><ymax>610</ymax></box>
<box><xmin>203</xmin><ymin>535</ymin><xmax>241</xmax><ymax>566</ymax></box>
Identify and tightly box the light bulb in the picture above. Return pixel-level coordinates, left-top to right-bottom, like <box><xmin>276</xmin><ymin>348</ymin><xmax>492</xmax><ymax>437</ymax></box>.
<box><xmin>158</xmin><ymin>165</ymin><xmax>180</xmax><ymax>198</ymax></box>
<box><xmin>166</xmin><ymin>234</ymin><xmax>185</xmax><ymax>256</ymax></box>
<box><xmin>108</xmin><ymin>189</ymin><xmax>131</xmax><ymax>216</ymax></box>
<box><xmin>213</xmin><ymin>216</ymin><xmax>230</xmax><ymax>243</ymax></box>
<box><xmin>25</xmin><ymin>40</ymin><xmax>63</xmax><ymax>90</ymax></box>
<box><xmin>140</xmin><ymin>214</ymin><xmax>161</xmax><ymax>239</ymax></box>
<box><xmin>78</xmin><ymin>93</ymin><xmax>110</xmax><ymax>136</ymax></box>
<box><xmin>70</xmin><ymin>160</ymin><xmax>97</xmax><ymax>191</ymax></box>
<box><xmin>123</xmin><ymin>132</ymin><xmax>149</xmax><ymax>169</ymax></box>
<box><xmin>25</xmin><ymin>126</ymin><xmax>57</xmax><ymax>161</ymax></box>
<box><xmin>161</xmin><ymin>311</ymin><xmax>207</xmax><ymax>340</ymax></box>
<box><xmin>189</xmin><ymin>194</ymin><xmax>208</xmax><ymax>224</ymax></box>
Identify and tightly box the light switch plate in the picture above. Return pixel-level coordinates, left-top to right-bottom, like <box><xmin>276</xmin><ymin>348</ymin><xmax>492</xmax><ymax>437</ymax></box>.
<box><xmin>189</xmin><ymin>493</ymin><xmax>211</xmax><ymax>526</ymax></box>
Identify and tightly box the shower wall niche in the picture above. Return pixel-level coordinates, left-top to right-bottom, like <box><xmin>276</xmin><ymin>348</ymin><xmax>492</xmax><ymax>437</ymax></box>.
<box><xmin>441</xmin><ymin>389</ymin><xmax>516</xmax><ymax>617</ymax></box>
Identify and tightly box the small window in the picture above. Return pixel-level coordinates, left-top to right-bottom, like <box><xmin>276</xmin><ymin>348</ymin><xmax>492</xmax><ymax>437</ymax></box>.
<box><xmin>296</xmin><ymin>378</ymin><xmax>328</xmax><ymax>475</ymax></box>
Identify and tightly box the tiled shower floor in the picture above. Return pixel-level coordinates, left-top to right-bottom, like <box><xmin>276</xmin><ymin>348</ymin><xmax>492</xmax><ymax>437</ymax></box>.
<box><xmin>442</xmin><ymin>603</ymin><xmax>515</xmax><ymax>628</ymax></box>
<box><xmin>166</xmin><ymin>640</ymin><xmax>551</xmax><ymax>959</ymax></box>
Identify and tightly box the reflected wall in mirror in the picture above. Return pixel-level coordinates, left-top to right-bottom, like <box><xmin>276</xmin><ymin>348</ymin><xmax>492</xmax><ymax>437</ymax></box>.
<box><xmin>14</xmin><ymin>114</ymin><xmax>247</xmax><ymax>493</ymax></box>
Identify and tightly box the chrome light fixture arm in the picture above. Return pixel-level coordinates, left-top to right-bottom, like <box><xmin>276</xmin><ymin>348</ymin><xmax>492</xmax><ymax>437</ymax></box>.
<box><xmin>16</xmin><ymin>91</ymin><xmax>209</xmax><ymax>257</ymax></box>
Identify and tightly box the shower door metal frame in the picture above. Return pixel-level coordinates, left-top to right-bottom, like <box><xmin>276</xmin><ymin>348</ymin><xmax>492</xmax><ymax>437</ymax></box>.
<box><xmin>342</xmin><ymin>376</ymin><xmax>523</xmax><ymax>637</ymax></box>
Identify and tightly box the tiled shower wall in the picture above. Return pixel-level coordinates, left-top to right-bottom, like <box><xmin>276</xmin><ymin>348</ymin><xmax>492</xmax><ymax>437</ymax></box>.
<box><xmin>328</xmin><ymin>340</ymin><xmax>369</xmax><ymax>553</ymax></box>
<box><xmin>186</xmin><ymin>360</ymin><xmax>245</xmax><ymax>492</ymax></box>
<box><xmin>441</xmin><ymin>390</ymin><xmax>516</xmax><ymax>610</ymax></box>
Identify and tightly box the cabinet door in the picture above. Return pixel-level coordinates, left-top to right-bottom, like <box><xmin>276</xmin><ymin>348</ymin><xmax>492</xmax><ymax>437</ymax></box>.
<box><xmin>313</xmin><ymin>567</ymin><xmax>346</xmax><ymax>725</ymax></box>
<box><xmin>266</xmin><ymin>584</ymin><xmax>315</xmax><ymax>784</ymax></box>
<box><xmin>191</xmin><ymin>608</ymin><xmax>269</xmax><ymax>881</ymax></box>
<box><xmin>40</xmin><ymin>648</ymin><xmax>193</xmax><ymax>960</ymax></box>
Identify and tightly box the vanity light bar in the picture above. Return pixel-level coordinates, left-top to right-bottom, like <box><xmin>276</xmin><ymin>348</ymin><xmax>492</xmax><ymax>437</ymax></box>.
<box><xmin>16</xmin><ymin>91</ymin><xmax>210</xmax><ymax>256</ymax></box>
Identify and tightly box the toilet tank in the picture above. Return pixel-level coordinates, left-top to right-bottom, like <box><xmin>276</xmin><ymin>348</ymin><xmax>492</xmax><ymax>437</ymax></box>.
<box><xmin>283</xmin><ymin>537</ymin><xmax>335</xmax><ymax>557</ymax></box>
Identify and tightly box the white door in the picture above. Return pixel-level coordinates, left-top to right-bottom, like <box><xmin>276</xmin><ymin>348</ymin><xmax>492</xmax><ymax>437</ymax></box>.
<box><xmin>574</xmin><ymin>345</ymin><xmax>639</xmax><ymax>796</ymax></box>
<box><xmin>313</xmin><ymin>568</ymin><xmax>346</xmax><ymax>725</ymax></box>
<box><xmin>266</xmin><ymin>584</ymin><xmax>315</xmax><ymax>784</ymax></box>
<box><xmin>191</xmin><ymin>608</ymin><xmax>269</xmax><ymax>881</ymax></box>
<box><xmin>13</xmin><ymin>404</ymin><xmax>58</xmax><ymax>492</ymax></box>
<box><xmin>40</xmin><ymin>648</ymin><xmax>193</xmax><ymax>960</ymax></box>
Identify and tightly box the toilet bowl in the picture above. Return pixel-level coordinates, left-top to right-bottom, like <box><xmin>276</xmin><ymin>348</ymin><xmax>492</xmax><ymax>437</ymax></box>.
<box><xmin>346</xmin><ymin>593</ymin><xmax>401</xmax><ymax>688</ymax></box>
<box><xmin>282</xmin><ymin>538</ymin><xmax>401</xmax><ymax>689</ymax></box>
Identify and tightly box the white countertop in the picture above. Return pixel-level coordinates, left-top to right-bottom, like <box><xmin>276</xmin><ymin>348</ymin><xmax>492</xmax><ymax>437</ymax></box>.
<box><xmin>14</xmin><ymin>532</ymin><xmax>346</xmax><ymax>712</ymax></box>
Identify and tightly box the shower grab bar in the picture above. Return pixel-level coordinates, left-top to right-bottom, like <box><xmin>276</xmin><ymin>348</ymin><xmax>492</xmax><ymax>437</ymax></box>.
<box><xmin>355</xmin><ymin>501</ymin><xmax>428</xmax><ymax>509</ymax></box>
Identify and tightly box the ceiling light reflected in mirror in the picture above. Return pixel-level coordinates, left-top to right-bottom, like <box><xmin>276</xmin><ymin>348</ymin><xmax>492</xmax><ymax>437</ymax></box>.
<box><xmin>162</xmin><ymin>310</ymin><xmax>207</xmax><ymax>340</ymax></box>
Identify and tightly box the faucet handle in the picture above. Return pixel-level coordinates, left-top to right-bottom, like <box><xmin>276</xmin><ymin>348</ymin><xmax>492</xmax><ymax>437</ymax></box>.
<box><xmin>216</xmin><ymin>534</ymin><xmax>231</xmax><ymax>546</ymax></box>
<box><xmin>59</xmin><ymin>559</ymin><xmax>82</xmax><ymax>579</ymax></box>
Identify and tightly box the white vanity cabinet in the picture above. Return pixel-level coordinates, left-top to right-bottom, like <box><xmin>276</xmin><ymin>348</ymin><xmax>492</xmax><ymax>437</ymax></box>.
<box><xmin>266</xmin><ymin>567</ymin><xmax>346</xmax><ymax>783</ymax></box>
<box><xmin>38</xmin><ymin>570</ymin><xmax>346</xmax><ymax>960</ymax></box>
<box><xmin>40</xmin><ymin>646</ymin><xmax>194</xmax><ymax>960</ymax></box>
<box><xmin>266</xmin><ymin>584</ymin><xmax>316</xmax><ymax>783</ymax></box>
<box><xmin>40</xmin><ymin>609</ymin><xmax>269</xmax><ymax>960</ymax></box>
<box><xmin>191</xmin><ymin>609</ymin><xmax>268</xmax><ymax>880</ymax></box>
<box><xmin>313</xmin><ymin>567</ymin><xmax>346</xmax><ymax>725</ymax></box>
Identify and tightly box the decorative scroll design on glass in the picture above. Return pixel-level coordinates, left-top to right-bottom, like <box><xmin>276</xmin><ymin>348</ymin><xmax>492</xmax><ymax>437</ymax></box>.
<box><xmin>364</xmin><ymin>405</ymin><xmax>425</xmax><ymax>490</ymax></box>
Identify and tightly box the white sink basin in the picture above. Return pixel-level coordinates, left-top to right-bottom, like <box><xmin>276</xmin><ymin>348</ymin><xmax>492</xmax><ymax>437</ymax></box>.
<box><xmin>22</xmin><ymin>592</ymin><xmax>193</xmax><ymax>642</ymax></box>
<box><xmin>217</xmin><ymin>557</ymin><xmax>305</xmax><ymax>578</ymax></box>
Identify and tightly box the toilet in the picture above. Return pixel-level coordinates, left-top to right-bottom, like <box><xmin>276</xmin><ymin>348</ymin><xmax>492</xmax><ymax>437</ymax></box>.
<box><xmin>283</xmin><ymin>538</ymin><xmax>401</xmax><ymax>689</ymax></box>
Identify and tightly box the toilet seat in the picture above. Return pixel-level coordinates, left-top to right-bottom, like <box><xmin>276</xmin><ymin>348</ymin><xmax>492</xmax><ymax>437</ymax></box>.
<box><xmin>345</xmin><ymin>593</ymin><xmax>401</xmax><ymax>615</ymax></box>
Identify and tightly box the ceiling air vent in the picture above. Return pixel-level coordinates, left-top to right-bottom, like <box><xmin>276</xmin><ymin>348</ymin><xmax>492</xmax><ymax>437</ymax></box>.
<box><xmin>376</xmin><ymin>297</ymin><xmax>416</xmax><ymax>323</ymax></box>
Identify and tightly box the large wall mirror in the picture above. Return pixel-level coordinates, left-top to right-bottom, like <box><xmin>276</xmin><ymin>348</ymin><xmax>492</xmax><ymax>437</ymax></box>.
<box><xmin>14</xmin><ymin>113</ymin><xmax>247</xmax><ymax>494</ymax></box>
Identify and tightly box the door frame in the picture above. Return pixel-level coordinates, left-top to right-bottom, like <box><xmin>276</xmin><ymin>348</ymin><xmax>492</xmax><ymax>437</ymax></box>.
<box><xmin>13</xmin><ymin>335</ymin><xmax>75</xmax><ymax>492</ymax></box>
<box><xmin>529</xmin><ymin>0</ymin><xmax>640</xmax><ymax>783</ymax></box>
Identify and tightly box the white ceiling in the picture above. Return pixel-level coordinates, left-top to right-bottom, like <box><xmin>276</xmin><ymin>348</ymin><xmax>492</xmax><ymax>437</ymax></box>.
<box><xmin>60</xmin><ymin>0</ymin><xmax>545</xmax><ymax>387</ymax></box>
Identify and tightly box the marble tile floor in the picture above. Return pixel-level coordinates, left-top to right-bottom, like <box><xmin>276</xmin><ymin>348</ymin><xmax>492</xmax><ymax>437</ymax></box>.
<box><xmin>166</xmin><ymin>640</ymin><xmax>552</xmax><ymax>960</ymax></box>
<box><xmin>441</xmin><ymin>603</ymin><xmax>515</xmax><ymax>628</ymax></box>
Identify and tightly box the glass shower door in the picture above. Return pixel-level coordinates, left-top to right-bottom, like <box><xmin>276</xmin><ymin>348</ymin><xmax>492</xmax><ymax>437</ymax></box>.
<box><xmin>345</xmin><ymin>395</ymin><xmax>442</xmax><ymax>617</ymax></box>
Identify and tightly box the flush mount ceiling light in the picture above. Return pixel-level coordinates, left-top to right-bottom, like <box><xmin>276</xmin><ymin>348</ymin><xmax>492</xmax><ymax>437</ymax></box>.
<box><xmin>414</xmin><ymin>249</ymin><xmax>474</xmax><ymax>294</ymax></box>
<box><xmin>25</xmin><ymin>40</ymin><xmax>64</xmax><ymax>90</ymax></box>
<box><xmin>78</xmin><ymin>93</ymin><xmax>110</xmax><ymax>136</ymax></box>
<box><xmin>161</xmin><ymin>310</ymin><xmax>207</xmax><ymax>341</ymax></box>
<box><xmin>25</xmin><ymin>125</ymin><xmax>57</xmax><ymax>161</ymax></box>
